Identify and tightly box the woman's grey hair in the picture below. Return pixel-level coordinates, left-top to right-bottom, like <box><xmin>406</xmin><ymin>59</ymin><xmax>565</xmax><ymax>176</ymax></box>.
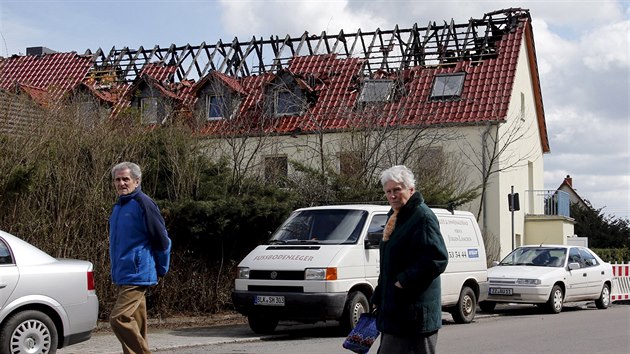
<box><xmin>380</xmin><ymin>165</ymin><xmax>416</xmax><ymax>189</ymax></box>
<box><xmin>111</xmin><ymin>162</ymin><xmax>142</xmax><ymax>181</ymax></box>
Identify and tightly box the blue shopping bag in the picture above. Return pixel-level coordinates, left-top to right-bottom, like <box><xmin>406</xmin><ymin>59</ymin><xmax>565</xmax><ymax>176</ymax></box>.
<box><xmin>342</xmin><ymin>313</ymin><xmax>380</xmax><ymax>354</ymax></box>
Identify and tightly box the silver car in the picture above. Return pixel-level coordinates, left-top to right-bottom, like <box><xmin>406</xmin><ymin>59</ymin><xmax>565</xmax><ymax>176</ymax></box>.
<box><xmin>481</xmin><ymin>245</ymin><xmax>613</xmax><ymax>314</ymax></box>
<box><xmin>0</xmin><ymin>230</ymin><xmax>98</xmax><ymax>354</ymax></box>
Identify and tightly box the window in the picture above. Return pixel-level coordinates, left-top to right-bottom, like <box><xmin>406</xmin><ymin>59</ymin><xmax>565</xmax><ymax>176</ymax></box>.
<box><xmin>578</xmin><ymin>248</ymin><xmax>599</xmax><ymax>267</ymax></box>
<box><xmin>415</xmin><ymin>147</ymin><xmax>445</xmax><ymax>182</ymax></box>
<box><xmin>141</xmin><ymin>97</ymin><xmax>158</xmax><ymax>124</ymax></box>
<box><xmin>368</xmin><ymin>214</ymin><xmax>388</xmax><ymax>235</ymax></box>
<box><xmin>430</xmin><ymin>73</ymin><xmax>465</xmax><ymax>99</ymax></box>
<box><xmin>568</xmin><ymin>248</ymin><xmax>587</xmax><ymax>268</ymax></box>
<box><xmin>358</xmin><ymin>79</ymin><xmax>395</xmax><ymax>103</ymax></box>
<box><xmin>275</xmin><ymin>89</ymin><xmax>302</xmax><ymax>116</ymax></box>
<box><xmin>339</xmin><ymin>151</ymin><xmax>362</xmax><ymax>177</ymax></box>
<box><xmin>75</xmin><ymin>99</ymin><xmax>99</xmax><ymax>127</ymax></box>
<box><xmin>207</xmin><ymin>95</ymin><xmax>224</xmax><ymax>120</ymax></box>
<box><xmin>0</xmin><ymin>239</ymin><xmax>13</xmax><ymax>265</ymax></box>
<box><xmin>269</xmin><ymin>209</ymin><xmax>368</xmax><ymax>244</ymax></box>
<box><xmin>264</xmin><ymin>155</ymin><xmax>288</xmax><ymax>185</ymax></box>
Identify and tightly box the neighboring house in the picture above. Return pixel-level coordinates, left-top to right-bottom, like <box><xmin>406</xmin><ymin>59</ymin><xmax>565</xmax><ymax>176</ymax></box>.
<box><xmin>0</xmin><ymin>8</ymin><xmax>575</xmax><ymax>258</ymax></box>
<box><xmin>557</xmin><ymin>175</ymin><xmax>588</xmax><ymax>210</ymax></box>
<box><xmin>0</xmin><ymin>48</ymin><xmax>102</xmax><ymax>132</ymax></box>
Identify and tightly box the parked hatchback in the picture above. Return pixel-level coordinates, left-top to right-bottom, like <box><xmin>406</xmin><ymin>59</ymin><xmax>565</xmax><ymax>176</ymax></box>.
<box><xmin>0</xmin><ymin>230</ymin><xmax>98</xmax><ymax>354</ymax></box>
<box><xmin>480</xmin><ymin>245</ymin><xmax>613</xmax><ymax>314</ymax></box>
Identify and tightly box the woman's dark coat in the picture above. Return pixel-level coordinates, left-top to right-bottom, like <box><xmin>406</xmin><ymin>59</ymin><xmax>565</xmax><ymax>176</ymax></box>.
<box><xmin>371</xmin><ymin>191</ymin><xmax>449</xmax><ymax>335</ymax></box>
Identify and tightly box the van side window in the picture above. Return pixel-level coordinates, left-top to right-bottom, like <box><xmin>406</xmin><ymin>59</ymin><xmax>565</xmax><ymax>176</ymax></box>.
<box><xmin>368</xmin><ymin>214</ymin><xmax>388</xmax><ymax>236</ymax></box>
<box><xmin>0</xmin><ymin>239</ymin><xmax>13</xmax><ymax>265</ymax></box>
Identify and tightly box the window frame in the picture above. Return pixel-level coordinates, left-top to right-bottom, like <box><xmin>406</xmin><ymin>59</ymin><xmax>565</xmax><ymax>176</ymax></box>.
<box><xmin>264</xmin><ymin>155</ymin><xmax>288</xmax><ymax>185</ymax></box>
<box><xmin>206</xmin><ymin>94</ymin><xmax>225</xmax><ymax>121</ymax></box>
<box><xmin>274</xmin><ymin>88</ymin><xmax>303</xmax><ymax>116</ymax></box>
<box><xmin>358</xmin><ymin>79</ymin><xmax>395</xmax><ymax>103</ymax></box>
<box><xmin>430</xmin><ymin>72</ymin><xmax>466</xmax><ymax>99</ymax></box>
<box><xmin>140</xmin><ymin>97</ymin><xmax>159</xmax><ymax>124</ymax></box>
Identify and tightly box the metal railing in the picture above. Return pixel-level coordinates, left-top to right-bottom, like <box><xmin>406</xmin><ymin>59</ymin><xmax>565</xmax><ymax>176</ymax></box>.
<box><xmin>524</xmin><ymin>189</ymin><xmax>570</xmax><ymax>217</ymax></box>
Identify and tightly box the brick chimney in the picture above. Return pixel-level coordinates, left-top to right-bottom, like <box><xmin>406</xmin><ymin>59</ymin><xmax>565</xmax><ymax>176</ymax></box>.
<box><xmin>563</xmin><ymin>175</ymin><xmax>572</xmax><ymax>187</ymax></box>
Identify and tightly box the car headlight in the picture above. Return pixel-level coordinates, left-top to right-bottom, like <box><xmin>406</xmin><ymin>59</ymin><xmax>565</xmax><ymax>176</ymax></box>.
<box><xmin>516</xmin><ymin>278</ymin><xmax>541</xmax><ymax>285</ymax></box>
<box><xmin>237</xmin><ymin>267</ymin><xmax>250</xmax><ymax>279</ymax></box>
<box><xmin>305</xmin><ymin>268</ymin><xmax>337</xmax><ymax>280</ymax></box>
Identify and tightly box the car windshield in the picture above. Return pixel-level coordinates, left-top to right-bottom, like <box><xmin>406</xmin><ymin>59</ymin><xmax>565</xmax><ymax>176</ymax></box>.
<box><xmin>499</xmin><ymin>247</ymin><xmax>567</xmax><ymax>267</ymax></box>
<box><xmin>268</xmin><ymin>209</ymin><xmax>368</xmax><ymax>245</ymax></box>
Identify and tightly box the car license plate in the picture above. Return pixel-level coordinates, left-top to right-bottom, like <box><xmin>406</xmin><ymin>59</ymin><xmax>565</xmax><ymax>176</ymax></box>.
<box><xmin>254</xmin><ymin>295</ymin><xmax>285</xmax><ymax>306</ymax></box>
<box><xmin>489</xmin><ymin>287</ymin><xmax>513</xmax><ymax>295</ymax></box>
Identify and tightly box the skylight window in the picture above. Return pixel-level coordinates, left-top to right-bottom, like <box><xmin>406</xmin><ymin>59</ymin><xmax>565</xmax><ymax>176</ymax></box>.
<box><xmin>430</xmin><ymin>73</ymin><xmax>466</xmax><ymax>99</ymax></box>
<box><xmin>358</xmin><ymin>79</ymin><xmax>395</xmax><ymax>103</ymax></box>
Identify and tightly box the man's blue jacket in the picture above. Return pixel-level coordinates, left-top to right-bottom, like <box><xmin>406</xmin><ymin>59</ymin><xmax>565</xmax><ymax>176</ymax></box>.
<box><xmin>109</xmin><ymin>187</ymin><xmax>171</xmax><ymax>286</ymax></box>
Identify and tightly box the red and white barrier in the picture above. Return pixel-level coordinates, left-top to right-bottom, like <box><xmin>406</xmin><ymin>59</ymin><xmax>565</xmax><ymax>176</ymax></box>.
<box><xmin>611</xmin><ymin>263</ymin><xmax>630</xmax><ymax>302</ymax></box>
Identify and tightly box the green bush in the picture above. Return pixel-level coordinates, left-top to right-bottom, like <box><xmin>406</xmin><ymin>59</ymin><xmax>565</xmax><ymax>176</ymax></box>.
<box><xmin>592</xmin><ymin>247</ymin><xmax>630</xmax><ymax>264</ymax></box>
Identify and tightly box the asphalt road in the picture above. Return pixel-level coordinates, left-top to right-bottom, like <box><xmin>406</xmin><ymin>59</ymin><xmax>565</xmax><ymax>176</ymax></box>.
<box><xmin>58</xmin><ymin>302</ymin><xmax>630</xmax><ymax>354</ymax></box>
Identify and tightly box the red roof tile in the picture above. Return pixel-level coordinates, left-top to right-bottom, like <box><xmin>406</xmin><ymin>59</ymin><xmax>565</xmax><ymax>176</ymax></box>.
<box><xmin>0</xmin><ymin>52</ymin><xmax>92</xmax><ymax>102</ymax></box>
<box><xmin>196</xmin><ymin>15</ymin><xmax>546</xmax><ymax>150</ymax></box>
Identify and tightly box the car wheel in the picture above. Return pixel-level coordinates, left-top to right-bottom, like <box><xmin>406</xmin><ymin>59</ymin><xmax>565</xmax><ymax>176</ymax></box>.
<box><xmin>479</xmin><ymin>301</ymin><xmax>496</xmax><ymax>312</ymax></box>
<box><xmin>451</xmin><ymin>286</ymin><xmax>477</xmax><ymax>324</ymax></box>
<box><xmin>595</xmin><ymin>284</ymin><xmax>611</xmax><ymax>309</ymax></box>
<box><xmin>247</xmin><ymin>314</ymin><xmax>279</xmax><ymax>334</ymax></box>
<box><xmin>339</xmin><ymin>291</ymin><xmax>369</xmax><ymax>333</ymax></box>
<box><xmin>0</xmin><ymin>310</ymin><xmax>58</xmax><ymax>354</ymax></box>
<box><xmin>546</xmin><ymin>284</ymin><xmax>564</xmax><ymax>314</ymax></box>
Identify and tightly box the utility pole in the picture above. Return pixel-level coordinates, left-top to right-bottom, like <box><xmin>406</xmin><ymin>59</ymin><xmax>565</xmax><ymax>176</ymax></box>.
<box><xmin>508</xmin><ymin>186</ymin><xmax>520</xmax><ymax>250</ymax></box>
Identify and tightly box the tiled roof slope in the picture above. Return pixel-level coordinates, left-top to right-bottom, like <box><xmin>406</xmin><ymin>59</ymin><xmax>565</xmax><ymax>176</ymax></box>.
<box><xmin>0</xmin><ymin>52</ymin><xmax>92</xmax><ymax>102</ymax></box>
<box><xmin>199</xmin><ymin>13</ymin><xmax>549</xmax><ymax>153</ymax></box>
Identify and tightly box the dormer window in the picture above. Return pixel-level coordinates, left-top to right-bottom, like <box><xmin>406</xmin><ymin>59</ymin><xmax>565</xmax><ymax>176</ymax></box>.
<box><xmin>207</xmin><ymin>94</ymin><xmax>225</xmax><ymax>120</ymax></box>
<box><xmin>358</xmin><ymin>79</ymin><xmax>395</xmax><ymax>103</ymax></box>
<box><xmin>430</xmin><ymin>73</ymin><xmax>465</xmax><ymax>99</ymax></box>
<box><xmin>141</xmin><ymin>97</ymin><xmax>158</xmax><ymax>124</ymax></box>
<box><xmin>274</xmin><ymin>88</ymin><xmax>303</xmax><ymax>116</ymax></box>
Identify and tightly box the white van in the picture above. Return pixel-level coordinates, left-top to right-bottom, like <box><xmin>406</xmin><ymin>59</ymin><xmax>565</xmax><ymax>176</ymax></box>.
<box><xmin>232</xmin><ymin>204</ymin><xmax>488</xmax><ymax>334</ymax></box>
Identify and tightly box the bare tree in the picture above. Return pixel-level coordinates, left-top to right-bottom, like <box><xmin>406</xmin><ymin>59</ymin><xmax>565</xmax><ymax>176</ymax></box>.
<box><xmin>460</xmin><ymin>116</ymin><xmax>538</xmax><ymax>220</ymax></box>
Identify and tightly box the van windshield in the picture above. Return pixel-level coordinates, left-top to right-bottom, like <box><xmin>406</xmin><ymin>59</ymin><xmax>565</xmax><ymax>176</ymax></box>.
<box><xmin>268</xmin><ymin>209</ymin><xmax>368</xmax><ymax>245</ymax></box>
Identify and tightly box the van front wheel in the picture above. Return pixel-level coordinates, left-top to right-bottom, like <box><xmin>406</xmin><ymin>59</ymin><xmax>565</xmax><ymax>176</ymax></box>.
<box><xmin>339</xmin><ymin>291</ymin><xmax>369</xmax><ymax>333</ymax></box>
<box><xmin>451</xmin><ymin>286</ymin><xmax>477</xmax><ymax>324</ymax></box>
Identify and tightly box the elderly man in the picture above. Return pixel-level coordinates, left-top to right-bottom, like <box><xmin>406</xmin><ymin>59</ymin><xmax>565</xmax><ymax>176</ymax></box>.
<box><xmin>109</xmin><ymin>161</ymin><xmax>171</xmax><ymax>354</ymax></box>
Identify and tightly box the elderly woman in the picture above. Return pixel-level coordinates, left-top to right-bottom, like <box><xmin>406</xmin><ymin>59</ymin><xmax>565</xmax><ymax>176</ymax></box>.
<box><xmin>371</xmin><ymin>165</ymin><xmax>449</xmax><ymax>354</ymax></box>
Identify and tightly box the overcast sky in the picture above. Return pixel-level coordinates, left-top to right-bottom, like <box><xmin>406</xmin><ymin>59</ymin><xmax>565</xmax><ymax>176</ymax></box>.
<box><xmin>1</xmin><ymin>0</ymin><xmax>628</xmax><ymax>220</ymax></box>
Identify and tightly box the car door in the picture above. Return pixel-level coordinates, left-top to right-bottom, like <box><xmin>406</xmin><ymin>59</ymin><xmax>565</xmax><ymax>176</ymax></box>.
<box><xmin>0</xmin><ymin>238</ymin><xmax>19</xmax><ymax>310</ymax></box>
<box><xmin>577</xmin><ymin>248</ymin><xmax>606</xmax><ymax>298</ymax></box>
<box><xmin>565</xmin><ymin>247</ymin><xmax>589</xmax><ymax>299</ymax></box>
<box><xmin>364</xmin><ymin>213</ymin><xmax>387</xmax><ymax>286</ymax></box>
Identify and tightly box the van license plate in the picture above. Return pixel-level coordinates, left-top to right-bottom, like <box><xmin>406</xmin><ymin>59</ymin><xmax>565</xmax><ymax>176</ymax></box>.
<box><xmin>489</xmin><ymin>287</ymin><xmax>513</xmax><ymax>295</ymax></box>
<box><xmin>254</xmin><ymin>295</ymin><xmax>285</xmax><ymax>306</ymax></box>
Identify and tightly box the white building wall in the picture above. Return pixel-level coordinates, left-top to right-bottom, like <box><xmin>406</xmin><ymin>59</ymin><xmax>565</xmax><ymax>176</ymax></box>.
<box><xmin>201</xmin><ymin>36</ymin><xmax>547</xmax><ymax>261</ymax></box>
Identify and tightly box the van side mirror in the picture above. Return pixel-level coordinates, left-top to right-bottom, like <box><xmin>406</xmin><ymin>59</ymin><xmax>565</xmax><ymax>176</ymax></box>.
<box><xmin>364</xmin><ymin>232</ymin><xmax>382</xmax><ymax>249</ymax></box>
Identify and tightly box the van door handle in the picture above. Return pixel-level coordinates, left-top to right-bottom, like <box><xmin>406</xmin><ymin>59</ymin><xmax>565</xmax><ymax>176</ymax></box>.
<box><xmin>582</xmin><ymin>273</ymin><xmax>587</xmax><ymax>277</ymax></box>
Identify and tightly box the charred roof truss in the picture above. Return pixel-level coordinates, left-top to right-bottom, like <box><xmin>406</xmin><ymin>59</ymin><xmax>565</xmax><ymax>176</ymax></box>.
<box><xmin>85</xmin><ymin>8</ymin><xmax>529</xmax><ymax>84</ymax></box>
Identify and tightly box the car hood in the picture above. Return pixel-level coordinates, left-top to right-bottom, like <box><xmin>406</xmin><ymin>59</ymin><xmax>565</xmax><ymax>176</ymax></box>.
<box><xmin>488</xmin><ymin>265</ymin><xmax>563</xmax><ymax>279</ymax></box>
